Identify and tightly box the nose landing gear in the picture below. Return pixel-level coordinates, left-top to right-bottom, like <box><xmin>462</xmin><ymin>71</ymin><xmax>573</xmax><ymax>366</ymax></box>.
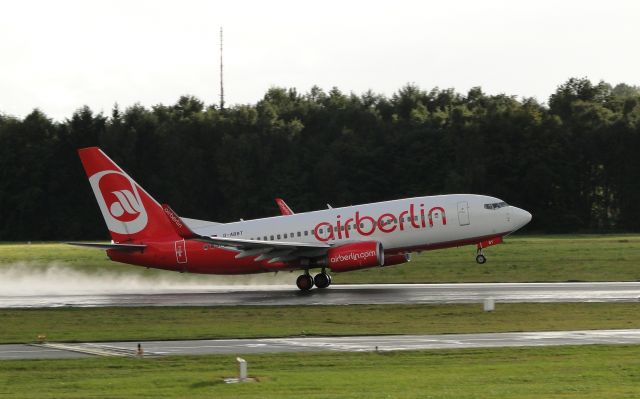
<box><xmin>475</xmin><ymin>236</ymin><xmax>503</xmax><ymax>264</ymax></box>
<box><xmin>475</xmin><ymin>250</ymin><xmax>487</xmax><ymax>264</ymax></box>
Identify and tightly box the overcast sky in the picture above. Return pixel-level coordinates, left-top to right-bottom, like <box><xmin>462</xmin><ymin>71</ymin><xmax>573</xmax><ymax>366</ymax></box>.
<box><xmin>1</xmin><ymin>0</ymin><xmax>639</xmax><ymax>121</ymax></box>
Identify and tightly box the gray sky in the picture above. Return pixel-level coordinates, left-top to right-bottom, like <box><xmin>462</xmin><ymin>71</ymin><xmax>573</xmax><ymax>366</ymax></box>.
<box><xmin>1</xmin><ymin>0</ymin><xmax>639</xmax><ymax>121</ymax></box>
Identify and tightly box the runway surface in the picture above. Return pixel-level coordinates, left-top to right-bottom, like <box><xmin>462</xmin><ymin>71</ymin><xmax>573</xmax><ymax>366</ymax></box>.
<box><xmin>1</xmin><ymin>282</ymin><xmax>639</xmax><ymax>308</ymax></box>
<box><xmin>2</xmin><ymin>329</ymin><xmax>640</xmax><ymax>360</ymax></box>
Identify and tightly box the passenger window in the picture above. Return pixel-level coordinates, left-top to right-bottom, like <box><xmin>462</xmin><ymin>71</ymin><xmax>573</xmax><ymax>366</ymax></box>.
<box><xmin>284</xmin><ymin>233</ymin><xmax>288</xmax><ymax>238</ymax></box>
<box><xmin>270</xmin><ymin>235</ymin><xmax>274</xmax><ymax>240</ymax></box>
<box><xmin>263</xmin><ymin>236</ymin><xmax>267</xmax><ymax>240</ymax></box>
<box><xmin>360</xmin><ymin>223</ymin><xmax>364</xmax><ymax>228</ymax></box>
<box><xmin>304</xmin><ymin>230</ymin><xmax>308</xmax><ymax>236</ymax></box>
<box><xmin>319</xmin><ymin>228</ymin><xmax>323</xmax><ymax>234</ymax></box>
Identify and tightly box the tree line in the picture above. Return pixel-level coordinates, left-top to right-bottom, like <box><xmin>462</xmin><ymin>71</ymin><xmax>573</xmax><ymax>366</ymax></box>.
<box><xmin>1</xmin><ymin>78</ymin><xmax>640</xmax><ymax>240</ymax></box>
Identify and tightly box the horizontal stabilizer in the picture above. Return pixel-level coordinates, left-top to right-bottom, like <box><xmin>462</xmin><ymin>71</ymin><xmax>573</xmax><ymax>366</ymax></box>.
<box><xmin>66</xmin><ymin>242</ymin><xmax>147</xmax><ymax>251</ymax></box>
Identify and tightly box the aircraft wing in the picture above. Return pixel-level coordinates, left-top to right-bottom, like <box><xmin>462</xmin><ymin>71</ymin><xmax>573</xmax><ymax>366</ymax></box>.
<box><xmin>196</xmin><ymin>236</ymin><xmax>329</xmax><ymax>250</ymax></box>
<box><xmin>195</xmin><ymin>236</ymin><xmax>330</xmax><ymax>262</ymax></box>
<box><xmin>162</xmin><ymin>204</ymin><xmax>330</xmax><ymax>262</ymax></box>
<box><xmin>275</xmin><ymin>198</ymin><xmax>295</xmax><ymax>215</ymax></box>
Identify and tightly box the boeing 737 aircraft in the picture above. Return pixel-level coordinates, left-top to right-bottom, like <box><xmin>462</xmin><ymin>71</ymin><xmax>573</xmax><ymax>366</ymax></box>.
<box><xmin>70</xmin><ymin>147</ymin><xmax>532</xmax><ymax>290</ymax></box>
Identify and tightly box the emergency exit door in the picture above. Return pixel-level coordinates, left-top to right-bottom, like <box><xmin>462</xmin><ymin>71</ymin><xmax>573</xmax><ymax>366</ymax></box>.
<box><xmin>457</xmin><ymin>201</ymin><xmax>470</xmax><ymax>226</ymax></box>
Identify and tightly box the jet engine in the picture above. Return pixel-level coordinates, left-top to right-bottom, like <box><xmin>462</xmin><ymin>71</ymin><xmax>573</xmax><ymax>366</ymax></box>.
<box><xmin>325</xmin><ymin>241</ymin><xmax>383</xmax><ymax>272</ymax></box>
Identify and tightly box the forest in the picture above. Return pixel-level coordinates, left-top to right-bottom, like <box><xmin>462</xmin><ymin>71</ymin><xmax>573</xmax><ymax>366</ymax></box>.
<box><xmin>1</xmin><ymin>77</ymin><xmax>639</xmax><ymax>240</ymax></box>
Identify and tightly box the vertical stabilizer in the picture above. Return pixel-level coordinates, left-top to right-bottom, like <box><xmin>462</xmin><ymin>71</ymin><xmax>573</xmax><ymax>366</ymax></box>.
<box><xmin>78</xmin><ymin>147</ymin><xmax>179</xmax><ymax>243</ymax></box>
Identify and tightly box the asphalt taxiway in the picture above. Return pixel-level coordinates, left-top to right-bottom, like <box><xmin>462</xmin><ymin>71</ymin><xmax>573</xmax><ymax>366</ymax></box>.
<box><xmin>1</xmin><ymin>282</ymin><xmax>639</xmax><ymax>308</ymax></box>
<box><xmin>2</xmin><ymin>329</ymin><xmax>640</xmax><ymax>360</ymax></box>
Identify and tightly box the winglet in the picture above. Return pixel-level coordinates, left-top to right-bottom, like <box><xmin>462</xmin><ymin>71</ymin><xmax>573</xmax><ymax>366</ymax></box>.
<box><xmin>162</xmin><ymin>204</ymin><xmax>198</xmax><ymax>239</ymax></box>
<box><xmin>275</xmin><ymin>198</ymin><xmax>295</xmax><ymax>215</ymax></box>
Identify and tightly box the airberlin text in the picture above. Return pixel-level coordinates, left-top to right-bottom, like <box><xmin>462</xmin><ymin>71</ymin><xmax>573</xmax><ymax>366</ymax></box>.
<box><xmin>330</xmin><ymin>250</ymin><xmax>377</xmax><ymax>264</ymax></box>
<box><xmin>163</xmin><ymin>206</ymin><xmax>183</xmax><ymax>228</ymax></box>
<box><xmin>314</xmin><ymin>203</ymin><xmax>446</xmax><ymax>242</ymax></box>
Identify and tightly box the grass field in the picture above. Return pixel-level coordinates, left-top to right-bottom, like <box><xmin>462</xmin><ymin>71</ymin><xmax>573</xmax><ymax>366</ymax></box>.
<box><xmin>1</xmin><ymin>345</ymin><xmax>639</xmax><ymax>398</ymax></box>
<box><xmin>1</xmin><ymin>235</ymin><xmax>640</xmax><ymax>284</ymax></box>
<box><xmin>2</xmin><ymin>236</ymin><xmax>639</xmax><ymax>398</ymax></box>
<box><xmin>2</xmin><ymin>303</ymin><xmax>639</xmax><ymax>344</ymax></box>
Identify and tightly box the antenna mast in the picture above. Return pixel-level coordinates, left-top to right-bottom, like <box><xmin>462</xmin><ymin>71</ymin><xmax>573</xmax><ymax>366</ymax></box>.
<box><xmin>219</xmin><ymin>27</ymin><xmax>225</xmax><ymax>110</ymax></box>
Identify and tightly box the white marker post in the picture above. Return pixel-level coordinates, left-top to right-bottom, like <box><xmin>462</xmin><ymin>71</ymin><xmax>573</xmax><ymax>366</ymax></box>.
<box><xmin>237</xmin><ymin>357</ymin><xmax>247</xmax><ymax>381</ymax></box>
<box><xmin>484</xmin><ymin>298</ymin><xmax>495</xmax><ymax>312</ymax></box>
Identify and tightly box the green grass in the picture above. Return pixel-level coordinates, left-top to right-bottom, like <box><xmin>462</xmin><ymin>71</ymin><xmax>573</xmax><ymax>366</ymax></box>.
<box><xmin>1</xmin><ymin>345</ymin><xmax>639</xmax><ymax>398</ymax></box>
<box><xmin>2</xmin><ymin>235</ymin><xmax>640</xmax><ymax>283</ymax></box>
<box><xmin>2</xmin><ymin>303</ymin><xmax>639</xmax><ymax>344</ymax></box>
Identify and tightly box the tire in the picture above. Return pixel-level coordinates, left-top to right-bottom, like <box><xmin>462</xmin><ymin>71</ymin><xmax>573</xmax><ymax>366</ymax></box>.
<box><xmin>476</xmin><ymin>254</ymin><xmax>487</xmax><ymax>264</ymax></box>
<box><xmin>296</xmin><ymin>274</ymin><xmax>314</xmax><ymax>291</ymax></box>
<box><xmin>314</xmin><ymin>273</ymin><xmax>331</xmax><ymax>289</ymax></box>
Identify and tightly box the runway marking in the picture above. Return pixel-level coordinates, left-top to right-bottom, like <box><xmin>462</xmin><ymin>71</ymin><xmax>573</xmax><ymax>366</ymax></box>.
<box><xmin>3</xmin><ymin>329</ymin><xmax>640</xmax><ymax>359</ymax></box>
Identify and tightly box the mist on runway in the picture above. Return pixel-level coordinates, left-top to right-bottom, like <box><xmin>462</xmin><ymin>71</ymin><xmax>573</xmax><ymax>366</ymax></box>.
<box><xmin>0</xmin><ymin>262</ymin><xmax>293</xmax><ymax>296</ymax></box>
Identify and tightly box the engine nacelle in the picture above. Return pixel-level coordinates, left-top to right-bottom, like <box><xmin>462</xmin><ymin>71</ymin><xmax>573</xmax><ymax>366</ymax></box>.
<box><xmin>326</xmin><ymin>241</ymin><xmax>383</xmax><ymax>272</ymax></box>
<box><xmin>384</xmin><ymin>253</ymin><xmax>411</xmax><ymax>266</ymax></box>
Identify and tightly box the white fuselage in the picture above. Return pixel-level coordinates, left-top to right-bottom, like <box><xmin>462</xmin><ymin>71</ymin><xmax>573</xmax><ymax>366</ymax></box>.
<box><xmin>190</xmin><ymin>194</ymin><xmax>531</xmax><ymax>253</ymax></box>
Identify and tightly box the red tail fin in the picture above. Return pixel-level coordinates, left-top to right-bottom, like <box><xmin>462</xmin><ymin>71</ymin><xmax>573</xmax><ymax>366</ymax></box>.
<box><xmin>78</xmin><ymin>147</ymin><xmax>179</xmax><ymax>243</ymax></box>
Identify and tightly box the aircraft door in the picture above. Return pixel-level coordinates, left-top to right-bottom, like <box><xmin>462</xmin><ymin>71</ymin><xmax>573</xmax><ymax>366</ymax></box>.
<box><xmin>457</xmin><ymin>201</ymin><xmax>470</xmax><ymax>226</ymax></box>
<box><xmin>175</xmin><ymin>240</ymin><xmax>188</xmax><ymax>264</ymax></box>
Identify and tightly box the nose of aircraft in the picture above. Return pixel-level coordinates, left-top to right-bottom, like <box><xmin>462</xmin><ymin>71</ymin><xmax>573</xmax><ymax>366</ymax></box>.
<box><xmin>510</xmin><ymin>206</ymin><xmax>532</xmax><ymax>231</ymax></box>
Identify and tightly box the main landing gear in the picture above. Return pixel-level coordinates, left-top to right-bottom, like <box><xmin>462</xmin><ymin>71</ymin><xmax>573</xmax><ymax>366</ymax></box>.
<box><xmin>314</xmin><ymin>271</ymin><xmax>332</xmax><ymax>289</ymax></box>
<box><xmin>296</xmin><ymin>270</ymin><xmax>332</xmax><ymax>291</ymax></box>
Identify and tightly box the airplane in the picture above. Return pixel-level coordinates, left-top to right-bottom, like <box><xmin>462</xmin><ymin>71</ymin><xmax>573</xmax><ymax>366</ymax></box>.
<box><xmin>69</xmin><ymin>147</ymin><xmax>532</xmax><ymax>291</ymax></box>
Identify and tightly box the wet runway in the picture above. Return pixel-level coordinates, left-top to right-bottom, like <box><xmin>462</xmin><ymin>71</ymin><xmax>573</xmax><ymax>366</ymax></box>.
<box><xmin>3</xmin><ymin>329</ymin><xmax>640</xmax><ymax>360</ymax></box>
<box><xmin>1</xmin><ymin>282</ymin><xmax>639</xmax><ymax>308</ymax></box>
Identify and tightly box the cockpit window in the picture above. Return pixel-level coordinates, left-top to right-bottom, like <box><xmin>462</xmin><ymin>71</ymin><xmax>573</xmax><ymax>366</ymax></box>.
<box><xmin>484</xmin><ymin>201</ymin><xmax>508</xmax><ymax>210</ymax></box>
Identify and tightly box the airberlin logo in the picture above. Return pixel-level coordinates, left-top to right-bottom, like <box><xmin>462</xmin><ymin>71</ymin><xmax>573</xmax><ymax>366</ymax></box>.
<box><xmin>314</xmin><ymin>204</ymin><xmax>446</xmax><ymax>242</ymax></box>
<box><xmin>89</xmin><ymin>170</ymin><xmax>148</xmax><ymax>235</ymax></box>
<box><xmin>330</xmin><ymin>250</ymin><xmax>377</xmax><ymax>264</ymax></box>
<box><xmin>109</xmin><ymin>190</ymin><xmax>142</xmax><ymax>219</ymax></box>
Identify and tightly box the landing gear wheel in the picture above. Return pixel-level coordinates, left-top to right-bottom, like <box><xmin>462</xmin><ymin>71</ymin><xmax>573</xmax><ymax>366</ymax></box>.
<box><xmin>476</xmin><ymin>254</ymin><xmax>487</xmax><ymax>264</ymax></box>
<box><xmin>296</xmin><ymin>274</ymin><xmax>314</xmax><ymax>291</ymax></box>
<box><xmin>314</xmin><ymin>272</ymin><xmax>332</xmax><ymax>289</ymax></box>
